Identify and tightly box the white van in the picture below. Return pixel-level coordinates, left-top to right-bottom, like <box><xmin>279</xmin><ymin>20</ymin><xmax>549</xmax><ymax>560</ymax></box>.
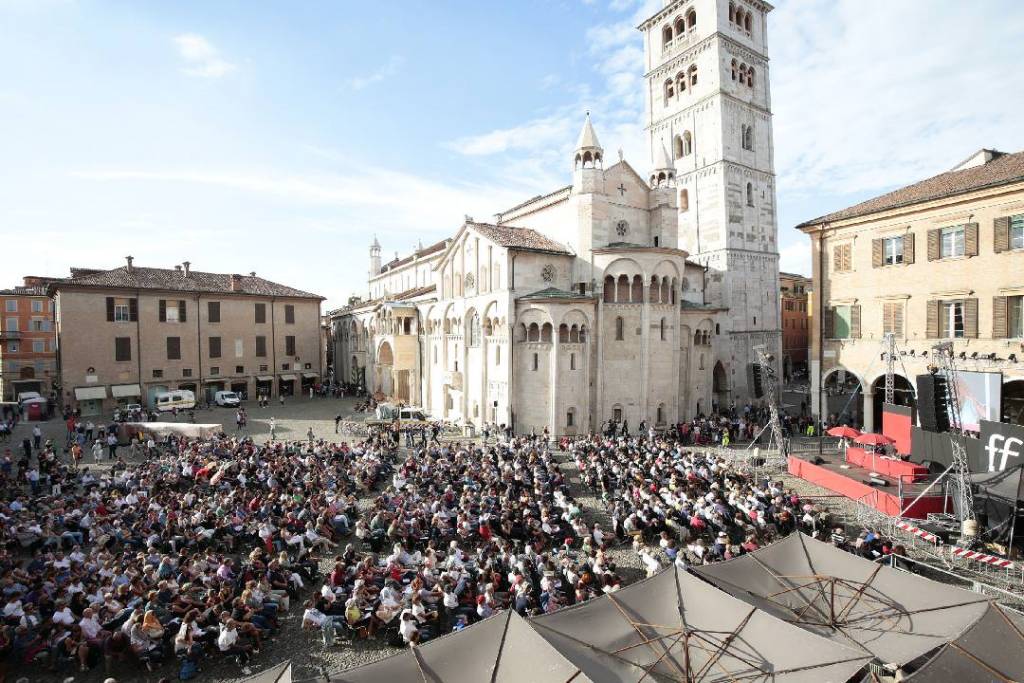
<box><xmin>214</xmin><ymin>391</ymin><xmax>240</xmax><ymax>407</ymax></box>
<box><xmin>154</xmin><ymin>389</ymin><xmax>196</xmax><ymax>412</ymax></box>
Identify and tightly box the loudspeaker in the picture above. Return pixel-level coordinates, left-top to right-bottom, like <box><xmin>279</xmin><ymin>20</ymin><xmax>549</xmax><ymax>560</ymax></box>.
<box><xmin>747</xmin><ymin>363</ymin><xmax>764</xmax><ymax>398</ymax></box>
<box><xmin>812</xmin><ymin>456</ymin><xmax>826</xmax><ymax>465</ymax></box>
<box><xmin>916</xmin><ymin>374</ymin><xmax>950</xmax><ymax>433</ymax></box>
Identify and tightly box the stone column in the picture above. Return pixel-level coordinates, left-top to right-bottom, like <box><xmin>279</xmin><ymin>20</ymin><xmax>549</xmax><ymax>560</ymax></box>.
<box><xmin>639</xmin><ymin>278</ymin><xmax>650</xmax><ymax>422</ymax></box>
<box><xmin>549</xmin><ymin>335</ymin><xmax>559</xmax><ymax>439</ymax></box>
<box><xmin>862</xmin><ymin>389</ymin><xmax>874</xmax><ymax>433</ymax></box>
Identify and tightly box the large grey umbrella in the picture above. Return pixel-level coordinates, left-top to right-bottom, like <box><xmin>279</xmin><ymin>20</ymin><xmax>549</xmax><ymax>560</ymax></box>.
<box><xmin>531</xmin><ymin>565</ymin><xmax>871</xmax><ymax>682</ymax></box>
<box><xmin>904</xmin><ymin>603</ymin><xmax>1024</xmax><ymax>682</ymax></box>
<box><xmin>694</xmin><ymin>533</ymin><xmax>991</xmax><ymax>666</ymax></box>
<box><xmin>331</xmin><ymin>608</ymin><xmax>597</xmax><ymax>683</ymax></box>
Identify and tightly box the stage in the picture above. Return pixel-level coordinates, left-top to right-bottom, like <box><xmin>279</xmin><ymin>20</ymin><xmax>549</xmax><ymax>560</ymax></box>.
<box><xmin>788</xmin><ymin>453</ymin><xmax>951</xmax><ymax>519</ymax></box>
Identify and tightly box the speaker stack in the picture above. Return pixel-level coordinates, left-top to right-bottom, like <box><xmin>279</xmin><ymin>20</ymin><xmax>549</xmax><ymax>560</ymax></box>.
<box><xmin>916</xmin><ymin>374</ymin><xmax>950</xmax><ymax>432</ymax></box>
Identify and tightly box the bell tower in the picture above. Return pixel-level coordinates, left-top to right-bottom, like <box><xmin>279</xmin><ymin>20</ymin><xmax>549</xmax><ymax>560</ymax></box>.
<box><xmin>638</xmin><ymin>0</ymin><xmax>781</xmax><ymax>403</ymax></box>
<box><xmin>369</xmin><ymin>236</ymin><xmax>382</xmax><ymax>278</ymax></box>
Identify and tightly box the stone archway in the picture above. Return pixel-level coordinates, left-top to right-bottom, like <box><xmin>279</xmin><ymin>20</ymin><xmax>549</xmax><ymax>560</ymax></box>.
<box><xmin>822</xmin><ymin>367</ymin><xmax>864</xmax><ymax>427</ymax></box>
<box><xmin>376</xmin><ymin>341</ymin><xmax>394</xmax><ymax>397</ymax></box>
<box><xmin>870</xmin><ymin>374</ymin><xmax>916</xmax><ymax>431</ymax></box>
<box><xmin>712</xmin><ymin>361</ymin><xmax>729</xmax><ymax>411</ymax></box>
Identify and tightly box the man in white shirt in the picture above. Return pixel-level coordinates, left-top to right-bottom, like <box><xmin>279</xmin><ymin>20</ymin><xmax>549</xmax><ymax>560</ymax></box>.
<box><xmin>301</xmin><ymin>600</ymin><xmax>347</xmax><ymax>646</ymax></box>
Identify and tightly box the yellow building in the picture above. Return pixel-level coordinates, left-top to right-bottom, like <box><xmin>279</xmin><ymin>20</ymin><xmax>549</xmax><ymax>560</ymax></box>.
<box><xmin>797</xmin><ymin>149</ymin><xmax>1024</xmax><ymax>430</ymax></box>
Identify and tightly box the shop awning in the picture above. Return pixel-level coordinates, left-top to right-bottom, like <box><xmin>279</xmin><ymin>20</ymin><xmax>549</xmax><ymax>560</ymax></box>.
<box><xmin>74</xmin><ymin>386</ymin><xmax>108</xmax><ymax>400</ymax></box>
<box><xmin>203</xmin><ymin>379</ymin><xmax>224</xmax><ymax>384</ymax></box>
<box><xmin>302</xmin><ymin>372</ymin><xmax>319</xmax><ymax>379</ymax></box>
<box><xmin>279</xmin><ymin>374</ymin><xmax>297</xmax><ymax>381</ymax></box>
<box><xmin>110</xmin><ymin>384</ymin><xmax>141</xmax><ymax>398</ymax></box>
<box><xmin>256</xmin><ymin>375</ymin><xmax>274</xmax><ymax>382</ymax></box>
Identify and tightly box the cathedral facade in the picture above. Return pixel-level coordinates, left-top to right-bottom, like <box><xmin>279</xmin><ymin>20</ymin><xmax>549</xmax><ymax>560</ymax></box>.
<box><xmin>330</xmin><ymin>0</ymin><xmax>780</xmax><ymax>434</ymax></box>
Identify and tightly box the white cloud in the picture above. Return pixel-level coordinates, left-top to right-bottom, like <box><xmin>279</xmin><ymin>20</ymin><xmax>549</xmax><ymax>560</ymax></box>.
<box><xmin>445</xmin><ymin>112</ymin><xmax>576</xmax><ymax>156</ymax></box>
<box><xmin>771</xmin><ymin>0</ymin><xmax>1024</xmax><ymax>198</ymax></box>
<box><xmin>346</xmin><ymin>55</ymin><xmax>404</xmax><ymax>91</ymax></box>
<box><xmin>173</xmin><ymin>33</ymin><xmax>236</xmax><ymax>78</ymax></box>
<box><xmin>778</xmin><ymin>238</ymin><xmax>812</xmax><ymax>277</ymax></box>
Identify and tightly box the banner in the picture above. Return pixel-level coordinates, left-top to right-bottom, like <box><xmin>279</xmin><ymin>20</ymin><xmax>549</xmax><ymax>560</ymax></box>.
<box><xmin>980</xmin><ymin>419</ymin><xmax>1024</xmax><ymax>473</ymax></box>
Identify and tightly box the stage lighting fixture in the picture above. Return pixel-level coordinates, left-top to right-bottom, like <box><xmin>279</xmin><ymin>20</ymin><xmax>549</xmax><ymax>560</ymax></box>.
<box><xmin>958</xmin><ymin>351</ymin><xmax>967</xmax><ymax>360</ymax></box>
<box><xmin>1010</xmin><ymin>354</ymin><xmax>1018</xmax><ymax>363</ymax></box>
<box><xmin>971</xmin><ymin>351</ymin><xmax>978</xmax><ymax>359</ymax></box>
<box><xmin>880</xmin><ymin>353</ymin><xmax>885</xmax><ymax>360</ymax></box>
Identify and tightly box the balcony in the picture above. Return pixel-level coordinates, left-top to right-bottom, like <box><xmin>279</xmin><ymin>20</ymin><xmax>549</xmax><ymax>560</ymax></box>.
<box><xmin>0</xmin><ymin>330</ymin><xmax>21</xmax><ymax>341</ymax></box>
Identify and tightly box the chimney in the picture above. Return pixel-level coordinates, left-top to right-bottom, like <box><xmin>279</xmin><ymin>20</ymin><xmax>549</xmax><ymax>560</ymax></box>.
<box><xmin>125</xmin><ymin>256</ymin><xmax>134</xmax><ymax>273</ymax></box>
<box><xmin>249</xmin><ymin>271</ymin><xmax>256</xmax><ymax>277</ymax></box>
<box><xmin>182</xmin><ymin>261</ymin><xmax>191</xmax><ymax>277</ymax></box>
<box><xmin>230</xmin><ymin>274</ymin><xmax>243</xmax><ymax>292</ymax></box>
<box><xmin>174</xmin><ymin>265</ymin><xmax>182</xmax><ymax>273</ymax></box>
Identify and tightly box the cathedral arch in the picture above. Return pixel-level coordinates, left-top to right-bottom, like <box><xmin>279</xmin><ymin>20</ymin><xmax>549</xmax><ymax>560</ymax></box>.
<box><xmin>466</xmin><ymin>309</ymin><xmax>481</xmax><ymax>347</ymax></box>
<box><xmin>686</xmin><ymin>9</ymin><xmax>696</xmax><ymax>30</ymax></box>
<box><xmin>671</xmin><ymin>277</ymin><xmax>678</xmax><ymax>304</ymax></box>
<box><xmin>617</xmin><ymin>275</ymin><xmax>630</xmax><ymax>302</ymax></box>
<box><xmin>688</xmin><ymin>64</ymin><xmax>698</xmax><ymax>86</ymax></box>
<box><xmin>680</xmin><ymin>188</ymin><xmax>689</xmax><ymax>212</ymax></box>
<box><xmin>746</xmin><ymin>182</ymin><xmax>754</xmax><ymax>206</ymax></box>
<box><xmin>731</xmin><ymin>58</ymin><xmax>737</xmax><ymax>81</ymax></box>
<box><xmin>631</xmin><ymin>275</ymin><xmax>644</xmax><ymax>303</ymax></box>
<box><xmin>527</xmin><ymin>323</ymin><xmax>540</xmax><ymax>342</ymax></box>
<box><xmin>664</xmin><ymin>78</ymin><xmax>675</xmax><ymax>104</ymax></box>
<box><xmin>673</xmin><ymin>15</ymin><xmax>685</xmax><ymax>36</ymax></box>
<box><xmin>559</xmin><ymin>324</ymin><xmax>570</xmax><ymax>343</ymax></box>
<box><xmin>649</xmin><ymin>276</ymin><xmax>661</xmax><ymax>303</ymax></box>
<box><xmin>682</xmin><ymin>130</ymin><xmax>692</xmax><ymax>156</ymax></box>
<box><xmin>673</xmin><ymin>134</ymin><xmax>683</xmax><ymax>159</ymax></box>
<box><xmin>604</xmin><ymin>275</ymin><xmax>616</xmax><ymax>303</ymax></box>
<box><xmin>676</xmin><ymin>71</ymin><xmax>686</xmax><ymax>94</ymax></box>
<box><xmin>744</xmin><ymin>12</ymin><xmax>752</xmax><ymax>31</ymax></box>
<box><xmin>516</xmin><ymin>323</ymin><xmax>528</xmax><ymax>342</ymax></box>
<box><xmin>540</xmin><ymin>322</ymin><xmax>553</xmax><ymax>343</ymax></box>
<box><xmin>579</xmin><ymin>325</ymin><xmax>587</xmax><ymax>343</ymax></box>
<box><xmin>747</xmin><ymin>66</ymin><xmax>755</xmax><ymax>87</ymax></box>
<box><xmin>569</xmin><ymin>325</ymin><xmax>579</xmax><ymax>343</ymax></box>
<box><xmin>662</xmin><ymin>24</ymin><xmax>673</xmax><ymax>47</ymax></box>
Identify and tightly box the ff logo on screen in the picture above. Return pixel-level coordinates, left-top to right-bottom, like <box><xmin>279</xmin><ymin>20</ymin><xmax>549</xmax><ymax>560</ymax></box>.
<box><xmin>986</xmin><ymin>433</ymin><xmax>1024</xmax><ymax>472</ymax></box>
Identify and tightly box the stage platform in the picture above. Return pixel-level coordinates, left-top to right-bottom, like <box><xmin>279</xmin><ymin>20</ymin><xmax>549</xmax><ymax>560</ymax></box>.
<box><xmin>788</xmin><ymin>454</ymin><xmax>951</xmax><ymax>519</ymax></box>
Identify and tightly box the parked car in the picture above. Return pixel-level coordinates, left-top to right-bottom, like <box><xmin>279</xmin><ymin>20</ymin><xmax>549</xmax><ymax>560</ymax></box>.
<box><xmin>16</xmin><ymin>391</ymin><xmax>42</xmax><ymax>404</ymax></box>
<box><xmin>214</xmin><ymin>391</ymin><xmax>241</xmax><ymax>407</ymax></box>
<box><xmin>154</xmin><ymin>389</ymin><xmax>196</xmax><ymax>412</ymax></box>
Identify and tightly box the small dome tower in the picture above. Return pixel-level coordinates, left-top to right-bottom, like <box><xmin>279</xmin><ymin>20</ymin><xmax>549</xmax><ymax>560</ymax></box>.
<box><xmin>369</xmin><ymin>236</ymin><xmax>382</xmax><ymax>277</ymax></box>
<box><xmin>650</xmin><ymin>139</ymin><xmax>675</xmax><ymax>188</ymax></box>
<box><xmin>573</xmin><ymin>112</ymin><xmax>603</xmax><ymax>171</ymax></box>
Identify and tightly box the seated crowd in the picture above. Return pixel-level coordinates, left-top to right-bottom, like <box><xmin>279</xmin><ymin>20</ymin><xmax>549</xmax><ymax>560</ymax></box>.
<box><xmin>0</xmin><ymin>419</ymin><xmax>831</xmax><ymax>678</ymax></box>
<box><xmin>0</xmin><ymin>430</ymin><xmax>391</xmax><ymax>678</ymax></box>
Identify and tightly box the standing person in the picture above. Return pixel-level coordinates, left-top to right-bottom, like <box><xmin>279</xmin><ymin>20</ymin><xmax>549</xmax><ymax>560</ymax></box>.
<box><xmin>269</xmin><ymin>417</ymin><xmax>276</xmax><ymax>441</ymax></box>
<box><xmin>32</xmin><ymin>424</ymin><xmax>42</xmax><ymax>451</ymax></box>
<box><xmin>92</xmin><ymin>439</ymin><xmax>104</xmax><ymax>463</ymax></box>
<box><xmin>106</xmin><ymin>431</ymin><xmax>119</xmax><ymax>460</ymax></box>
<box><xmin>236</xmin><ymin>410</ymin><xmax>244</xmax><ymax>431</ymax></box>
<box><xmin>334</xmin><ymin>414</ymin><xmax>342</xmax><ymax>434</ymax></box>
<box><xmin>307</xmin><ymin>427</ymin><xmax>315</xmax><ymax>443</ymax></box>
<box><xmin>279</xmin><ymin>394</ymin><xmax>285</xmax><ymax>407</ymax></box>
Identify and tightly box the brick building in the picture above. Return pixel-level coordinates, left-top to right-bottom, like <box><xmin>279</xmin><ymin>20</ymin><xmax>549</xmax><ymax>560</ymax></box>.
<box><xmin>51</xmin><ymin>258</ymin><xmax>323</xmax><ymax>416</ymax></box>
<box><xmin>0</xmin><ymin>277</ymin><xmax>58</xmax><ymax>401</ymax></box>
<box><xmin>779</xmin><ymin>271</ymin><xmax>811</xmax><ymax>380</ymax></box>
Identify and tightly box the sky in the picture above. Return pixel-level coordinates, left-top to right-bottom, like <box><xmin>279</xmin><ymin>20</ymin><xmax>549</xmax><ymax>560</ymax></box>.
<box><xmin>2</xmin><ymin>0</ymin><xmax>1023</xmax><ymax>310</ymax></box>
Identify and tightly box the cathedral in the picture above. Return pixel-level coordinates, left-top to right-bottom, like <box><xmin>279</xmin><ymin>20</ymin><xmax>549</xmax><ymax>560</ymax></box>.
<box><xmin>330</xmin><ymin>0</ymin><xmax>780</xmax><ymax>434</ymax></box>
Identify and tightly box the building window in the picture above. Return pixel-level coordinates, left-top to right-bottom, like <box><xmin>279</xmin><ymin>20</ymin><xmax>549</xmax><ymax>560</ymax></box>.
<box><xmin>235</xmin><ymin>338</ymin><xmax>243</xmax><ymax>357</ymax></box>
<box><xmin>182</xmin><ymin>368</ymin><xmax>193</xmax><ymax>377</ymax></box>
<box><xmin>281</xmin><ymin>362</ymin><xmax>290</xmax><ymax>371</ymax></box>
<box><xmin>832</xmin><ymin>243</ymin><xmax>852</xmax><ymax>272</ymax></box>
<box><xmin>255</xmin><ymin>335</ymin><xmax>267</xmax><ymax>357</ymax></box>
<box><xmin>942</xmin><ymin>301</ymin><xmax>965</xmax><ymax>338</ymax></box>
<box><xmin>1009</xmin><ymin>296</ymin><xmax>1023</xmax><ymax>338</ymax></box>
<box><xmin>285</xmin><ymin>335</ymin><xmax>296</xmax><ymax>356</ymax></box>
<box><xmin>32</xmin><ymin>340</ymin><xmax>44</xmax><ymax>353</ymax></box>
<box><xmin>259</xmin><ymin>364</ymin><xmax>268</xmax><ymax>372</ymax></box>
<box><xmin>882</xmin><ymin>302</ymin><xmax>904</xmax><ymax>337</ymax></box>
<box><xmin>741</xmin><ymin>124</ymin><xmax>753</xmax><ymax>151</ymax></box>
<box><xmin>31</xmin><ymin>300</ymin><xmax>42</xmax><ymax>313</ymax></box>
<box><xmin>4</xmin><ymin>317</ymin><xmax>17</xmax><ymax>331</ymax></box>
<box><xmin>495</xmin><ymin>345</ymin><xmax>501</xmax><ymax>365</ymax></box>
<box><xmin>832</xmin><ymin>305</ymin><xmax>852</xmax><ymax>339</ymax></box>
<box><xmin>746</xmin><ymin>182</ymin><xmax>754</xmax><ymax>206</ymax></box>
<box><xmin>208</xmin><ymin>301</ymin><xmax>221</xmax><ymax>323</ymax></box>
<box><xmin>235</xmin><ymin>365</ymin><xmax>244</xmax><ymax>374</ymax></box>
<box><xmin>613</xmin><ymin>407</ymin><xmax>623</xmax><ymax>422</ymax></box>
<box><xmin>284</xmin><ymin>304</ymin><xmax>295</xmax><ymax>324</ymax></box>
<box><xmin>1011</xmin><ymin>215</ymin><xmax>1024</xmax><ymax>250</ymax></box>
<box><xmin>615</xmin><ymin>316</ymin><xmax>624</xmax><ymax>341</ymax></box>
<box><xmin>570</xmin><ymin>353</ymin><xmax>576</xmax><ymax>370</ymax></box>
<box><xmin>883</xmin><ymin>236</ymin><xmax>904</xmax><ymax>265</ymax></box>
<box><xmin>152</xmin><ymin>369</ymin><xmax>163</xmax><ymax>378</ymax></box>
<box><xmin>532</xmin><ymin>353</ymin><xmax>539</xmax><ymax>371</ymax></box>
<box><xmin>255</xmin><ymin>303</ymin><xmax>267</xmax><ymax>324</ymax></box>
<box><xmin>114</xmin><ymin>303</ymin><xmax>130</xmax><ymax>322</ymax></box>
<box><xmin>657</xmin><ymin>404</ymin><xmax>665</xmax><ymax>424</ymax></box>
<box><xmin>4</xmin><ymin>301</ymin><xmax>15</xmax><ymax>312</ymax></box>
<box><xmin>660</xmin><ymin>318</ymin><xmax>666</xmax><ymax>341</ymax></box>
<box><xmin>209</xmin><ymin>336</ymin><xmax>222</xmax><ymax>358</ymax></box>
<box><xmin>210</xmin><ymin>366</ymin><xmax>220</xmax><ymax>376</ymax></box>
<box><xmin>941</xmin><ymin>225</ymin><xmax>966</xmax><ymax>258</ymax></box>
<box><xmin>167</xmin><ymin>337</ymin><xmax>181</xmax><ymax>360</ymax></box>
<box><xmin>467</xmin><ymin>313</ymin><xmax>481</xmax><ymax>347</ymax></box>
<box><xmin>115</xmin><ymin>337</ymin><xmax>131</xmax><ymax>362</ymax></box>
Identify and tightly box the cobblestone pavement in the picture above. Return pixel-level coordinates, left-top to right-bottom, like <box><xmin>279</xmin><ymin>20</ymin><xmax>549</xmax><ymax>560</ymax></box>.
<box><xmin>0</xmin><ymin>403</ymin><xmax>922</xmax><ymax>683</ymax></box>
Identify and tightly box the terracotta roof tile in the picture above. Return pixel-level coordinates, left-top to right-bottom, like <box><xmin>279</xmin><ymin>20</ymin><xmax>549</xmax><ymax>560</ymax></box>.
<box><xmin>468</xmin><ymin>222</ymin><xmax>571</xmax><ymax>255</ymax></box>
<box><xmin>54</xmin><ymin>265</ymin><xmax>323</xmax><ymax>299</ymax></box>
<box><xmin>797</xmin><ymin>150</ymin><xmax>1024</xmax><ymax>228</ymax></box>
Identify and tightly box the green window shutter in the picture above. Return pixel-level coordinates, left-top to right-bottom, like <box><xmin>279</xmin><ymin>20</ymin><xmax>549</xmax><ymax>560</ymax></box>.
<box><xmin>159</xmin><ymin>299</ymin><xmax>166</xmax><ymax>322</ymax></box>
<box><xmin>872</xmin><ymin>239</ymin><xmax>883</xmax><ymax>268</ymax></box>
<box><xmin>926</xmin><ymin>300</ymin><xmax>940</xmax><ymax>338</ymax></box>
<box><xmin>179</xmin><ymin>300</ymin><xmax>187</xmax><ymax>323</ymax></box>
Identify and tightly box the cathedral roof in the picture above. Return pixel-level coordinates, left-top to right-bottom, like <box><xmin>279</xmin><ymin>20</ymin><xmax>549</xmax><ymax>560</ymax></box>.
<box><xmin>468</xmin><ymin>222</ymin><xmax>572</xmax><ymax>255</ymax></box>
<box><xmin>797</xmin><ymin>148</ymin><xmax>1024</xmax><ymax>229</ymax></box>
<box><xmin>517</xmin><ymin>286</ymin><xmax>593</xmax><ymax>301</ymax></box>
